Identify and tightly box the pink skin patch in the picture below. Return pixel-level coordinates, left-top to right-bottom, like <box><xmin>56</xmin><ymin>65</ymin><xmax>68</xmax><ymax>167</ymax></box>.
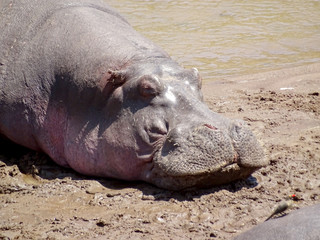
<box><xmin>204</xmin><ymin>123</ymin><xmax>218</xmax><ymax>130</ymax></box>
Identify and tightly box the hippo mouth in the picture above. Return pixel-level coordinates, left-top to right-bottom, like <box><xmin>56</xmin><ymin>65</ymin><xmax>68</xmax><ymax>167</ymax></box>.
<box><xmin>146</xmin><ymin>122</ymin><xmax>266</xmax><ymax>190</ymax></box>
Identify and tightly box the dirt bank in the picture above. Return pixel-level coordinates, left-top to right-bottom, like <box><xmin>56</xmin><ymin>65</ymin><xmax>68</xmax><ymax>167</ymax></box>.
<box><xmin>1</xmin><ymin>63</ymin><xmax>319</xmax><ymax>240</ymax></box>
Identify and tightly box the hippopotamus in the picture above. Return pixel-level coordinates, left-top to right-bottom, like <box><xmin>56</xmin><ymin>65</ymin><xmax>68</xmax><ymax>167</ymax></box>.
<box><xmin>233</xmin><ymin>204</ymin><xmax>320</xmax><ymax>240</ymax></box>
<box><xmin>0</xmin><ymin>0</ymin><xmax>267</xmax><ymax>190</ymax></box>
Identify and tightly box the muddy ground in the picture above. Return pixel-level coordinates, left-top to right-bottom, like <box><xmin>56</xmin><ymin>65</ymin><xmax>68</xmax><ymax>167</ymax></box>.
<box><xmin>0</xmin><ymin>63</ymin><xmax>319</xmax><ymax>240</ymax></box>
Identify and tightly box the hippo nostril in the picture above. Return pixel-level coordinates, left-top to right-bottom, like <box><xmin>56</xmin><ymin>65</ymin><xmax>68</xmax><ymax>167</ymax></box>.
<box><xmin>204</xmin><ymin>123</ymin><xmax>218</xmax><ymax>130</ymax></box>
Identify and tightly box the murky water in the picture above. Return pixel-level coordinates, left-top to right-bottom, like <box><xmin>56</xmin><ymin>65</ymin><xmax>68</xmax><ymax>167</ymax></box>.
<box><xmin>107</xmin><ymin>0</ymin><xmax>320</xmax><ymax>80</ymax></box>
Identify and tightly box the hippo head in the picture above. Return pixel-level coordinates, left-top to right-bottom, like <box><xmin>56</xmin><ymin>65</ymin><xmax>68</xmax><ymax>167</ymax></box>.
<box><xmin>84</xmin><ymin>58</ymin><xmax>267</xmax><ymax>190</ymax></box>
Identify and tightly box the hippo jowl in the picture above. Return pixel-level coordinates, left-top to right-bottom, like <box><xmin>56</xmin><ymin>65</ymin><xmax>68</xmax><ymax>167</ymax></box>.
<box><xmin>0</xmin><ymin>0</ymin><xmax>267</xmax><ymax>190</ymax></box>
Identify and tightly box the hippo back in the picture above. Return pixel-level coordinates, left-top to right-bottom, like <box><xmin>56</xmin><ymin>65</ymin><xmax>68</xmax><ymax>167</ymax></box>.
<box><xmin>233</xmin><ymin>204</ymin><xmax>320</xmax><ymax>240</ymax></box>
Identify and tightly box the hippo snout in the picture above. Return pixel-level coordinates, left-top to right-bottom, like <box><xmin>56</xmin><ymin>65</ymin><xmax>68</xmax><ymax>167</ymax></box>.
<box><xmin>155</xmin><ymin>123</ymin><xmax>236</xmax><ymax>176</ymax></box>
<box><xmin>229</xmin><ymin>120</ymin><xmax>267</xmax><ymax>168</ymax></box>
<box><xmin>152</xmin><ymin>120</ymin><xmax>266</xmax><ymax>182</ymax></box>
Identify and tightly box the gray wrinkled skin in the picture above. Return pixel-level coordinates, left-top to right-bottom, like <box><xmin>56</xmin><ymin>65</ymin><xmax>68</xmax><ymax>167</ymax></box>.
<box><xmin>0</xmin><ymin>0</ymin><xmax>267</xmax><ymax>190</ymax></box>
<box><xmin>233</xmin><ymin>204</ymin><xmax>320</xmax><ymax>240</ymax></box>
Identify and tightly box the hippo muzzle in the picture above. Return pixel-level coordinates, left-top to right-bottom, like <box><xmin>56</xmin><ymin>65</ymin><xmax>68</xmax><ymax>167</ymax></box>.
<box><xmin>147</xmin><ymin>119</ymin><xmax>266</xmax><ymax>190</ymax></box>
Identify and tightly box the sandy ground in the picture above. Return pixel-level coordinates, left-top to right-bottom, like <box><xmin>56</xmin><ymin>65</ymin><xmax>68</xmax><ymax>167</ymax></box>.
<box><xmin>0</xmin><ymin>63</ymin><xmax>319</xmax><ymax>240</ymax></box>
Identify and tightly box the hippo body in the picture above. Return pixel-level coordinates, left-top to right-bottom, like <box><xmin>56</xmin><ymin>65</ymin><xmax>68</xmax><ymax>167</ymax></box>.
<box><xmin>0</xmin><ymin>0</ymin><xmax>267</xmax><ymax>190</ymax></box>
<box><xmin>233</xmin><ymin>204</ymin><xmax>320</xmax><ymax>240</ymax></box>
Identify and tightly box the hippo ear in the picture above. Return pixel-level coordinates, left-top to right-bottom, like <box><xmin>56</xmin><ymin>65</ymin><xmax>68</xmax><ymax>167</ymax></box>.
<box><xmin>191</xmin><ymin>67</ymin><xmax>202</xmax><ymax>89</ymax></box>
<box><xmin>138</xmin><ymin>75</ymin><xmax>163</xmax><ymax>99</ymax></box>
<box><xmin>107</xmin><ymin>69</ymin><xmax>126</xmax><ymax>86</ymax></box>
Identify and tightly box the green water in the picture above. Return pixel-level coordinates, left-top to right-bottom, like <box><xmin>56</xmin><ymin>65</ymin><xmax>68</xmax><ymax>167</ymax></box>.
<box><xmin>107</xmin><ymin>0</ymin><xmax>320</xmax><ymax>80</ymax></box>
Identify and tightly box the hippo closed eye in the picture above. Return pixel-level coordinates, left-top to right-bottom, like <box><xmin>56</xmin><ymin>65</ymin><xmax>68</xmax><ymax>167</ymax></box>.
<box><xmin>0</xmin><ymin>0</ymin><xmax>268</xmax><ymax>190</ymax></box>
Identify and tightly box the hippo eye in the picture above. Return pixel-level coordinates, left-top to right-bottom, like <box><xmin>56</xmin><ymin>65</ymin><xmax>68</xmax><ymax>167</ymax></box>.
<box><xmin>138</xmin><ymin>75</ymin><xmax>163</xmax><ymax>99</ymax></box>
